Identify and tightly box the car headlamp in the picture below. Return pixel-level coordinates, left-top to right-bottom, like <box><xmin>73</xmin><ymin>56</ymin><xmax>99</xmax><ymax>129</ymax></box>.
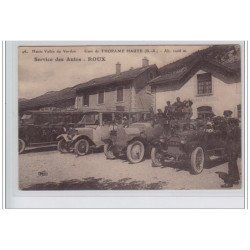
<box><xmin>180</xmin><ymin>139</ymin><xmax>187</xmax><ymax>144</ymax></box>
<box><xmin>67</xmin><ymin>129</ymin><xmax>78</xmax><ymax>140</ymax></box>
<box><xmin>159</xmin><ymin>138</ymin><xmax>165</xmax><ymax>143</ymax></box>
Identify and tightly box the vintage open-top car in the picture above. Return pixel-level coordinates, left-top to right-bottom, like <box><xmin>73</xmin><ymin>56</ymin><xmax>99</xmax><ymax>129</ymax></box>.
<box><xmin>150</xmin><ymin>118</ymin><xmax>240</xmax><ymax>174</ymax></box>
<box><xmin>57</xmin><ymin>111</ymin><xmax>131</xmax><ymax>156</ymax></box>
<box><xmin>18</xmin><ymin>110</ymin><xmax>83</xmax><ymax>154</ymax></box>
<box><xmin>103</xmin><ymin>116</ymin><xmax>165</xmax><ymax>164</ymax></box>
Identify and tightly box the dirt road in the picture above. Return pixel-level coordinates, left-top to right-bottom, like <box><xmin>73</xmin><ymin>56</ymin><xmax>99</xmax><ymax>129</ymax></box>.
<box><xmin>19</xmin><ymin>147</ymin><xmax>242</xmax><ymax>190</ymax></box>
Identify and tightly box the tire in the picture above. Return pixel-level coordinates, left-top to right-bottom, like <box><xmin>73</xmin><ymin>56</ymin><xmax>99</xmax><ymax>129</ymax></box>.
<box><xmin>190</xmin><ymin>146</ymin><xmax>205</xmax><ymax>175</ymax></box>
<box><xmin>74</xmin><ymin>139</ymin><xmax>90</xmax><ymax>156</ymax></box>
<box><xmin>104</xmin><ymin>143</ymin><xmax>116</xmax><ymax>159</ymax></box>
<box><xmin>126</xmin><ymin>140</ymin><xmax>145</xmax><ymax>164</ymax></box>
<box><xmin>151</xmin><ymin>147</ymin><xmax>163</xmax><ymax>167</ymax></box>
<box><xmin>57</xmin><ymin>139</ymin><xmax>69</xmax><ymax>153</ymax></box>
<box><xmin>19</xmin><ymin>139</ymin><xmax>26</xmax><ymax>154</ymax></box>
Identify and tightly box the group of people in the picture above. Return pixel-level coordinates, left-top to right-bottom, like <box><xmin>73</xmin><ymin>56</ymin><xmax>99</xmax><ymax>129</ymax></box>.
<box><xmin>152</xmin><ymin>99</ymin><xmax>241</xmax><ymax>189</ymax></box>
<box><xmin>155</xmin><ymin>97</ymin><xmax>193</xmax><ymax>121</ymax></box>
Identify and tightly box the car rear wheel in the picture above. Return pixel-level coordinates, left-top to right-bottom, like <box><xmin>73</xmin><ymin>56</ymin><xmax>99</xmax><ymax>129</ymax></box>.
<box><xmin>57</xmin><ymin>139</ymin><xmax>69</xmax><ymax>153</ymax></box>
<box><xmin>104</xmin><ymin>143</ymin><xmax>116</xmax><ymax>159</ymax></box>
<box><xmin>19</xmin><ymin>139</ymin><xmax>26</xmax><ymax>154</ymax></box>
<box><xmin>151</xmin><ymin>147</ymin><xmax>163</xmax><ymax>167</ymax></box>
<box><xmin>127</xmin><ymin>140</ymin><xmax>145</xmax><ymax>164</ymax></box>
<box><xmin>74</xmin><ymin>139</ymin><xmax>90</xmax><ymax>156</ymax></box>
<box><xmin>190</xmin><ymin>146</ymin><xmax>204</xmax><ymax>174</ymax></box>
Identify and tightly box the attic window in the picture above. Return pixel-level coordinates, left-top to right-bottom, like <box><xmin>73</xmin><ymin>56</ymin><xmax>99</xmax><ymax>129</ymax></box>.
<box><xmin>117</xmin><ymin>86</ymin><xmax>123</xmax><ymax>102</ymax></box>
<box><xmin>149</xmin><ymin>71</ymin><xmax>154</xmax><ymax>80</ymax></box>
<box><xmin>197</xmin><ymin>73</ymin><xmax>212</xmax><ymax>95</ymax></box>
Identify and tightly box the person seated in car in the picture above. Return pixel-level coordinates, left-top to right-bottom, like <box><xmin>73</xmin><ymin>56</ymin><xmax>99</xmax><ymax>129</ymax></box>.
<box><xmin>204</xmin><ymin>118</ymin><xmax>214</xmax><ymax>133</ymax></box>
<box><xmin>223</xmin><ymin>110</ymin><xmax>233</xmax><ymax>119</ymax></box>
<box><xmin>122</xmin><ymin>116</ymin><xmax>129</xmax><ymax>127</ymax></box>
<box><xmin>173</xmin><ymin>97</ymin><xmax>184</xmax><ymax>119</ymax></box>
<box><xmin>182</xmin><ymin>100</ymin><xmax>193</xmax><ymax>120</ymax></box>
<box><xmin>156</xmin><ymin>109</ymin><xmax>165</xmax><ymax>124</ymax></box>
<box><xmin>94</xmin><ymin>117</ymin><xmax>100</xmax><ymax>125</ymax></box>
<box><xmin>164</xmin><ymin>101</ymin><xmax>173</xmax><ymax>120</ymax></box>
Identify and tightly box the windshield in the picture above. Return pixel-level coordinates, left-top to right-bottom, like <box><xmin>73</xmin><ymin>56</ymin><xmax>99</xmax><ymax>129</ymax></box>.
<box><xmin>20</xmin><ymin>114</ymin><xmax>33</xmax><ymax>124</ymax></box>
<box><xmin>21</xmin><ymin>114</ymin><xmax>32</xmax><ymax>120</ymax></box>
<box><xmin>79</xmin><ymin>113</ymin><xmax>99</xmax><ymax>125</ymax></box>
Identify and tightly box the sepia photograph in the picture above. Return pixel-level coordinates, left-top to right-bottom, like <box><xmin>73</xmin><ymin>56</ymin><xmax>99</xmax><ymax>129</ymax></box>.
<box><xmin>17</xmin><ymin>44</ymin><xmax>243</xmax><ymax>191</ymax></box>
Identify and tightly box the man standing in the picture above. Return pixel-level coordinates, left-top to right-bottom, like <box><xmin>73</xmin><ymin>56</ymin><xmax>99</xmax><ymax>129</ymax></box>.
<box><xmin>221</xmin><ymin>117</ymin><xmax>241</xmax><ymax>188</ymax></box>
<box><xmin>173</xmin><ymin>97</ymin><xmax>183</xmax><ymax>119</ymax></box>
<box><xmin>164</xmin><ymin>101</ymin><xmax>173</xmax><ymax>120</ymax></box>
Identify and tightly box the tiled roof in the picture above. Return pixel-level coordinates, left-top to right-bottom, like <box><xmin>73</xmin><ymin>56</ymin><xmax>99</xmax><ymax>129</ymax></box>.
<box><xmin>74</xmin><ymin>64</ymin><xmax>157</xmax><ymax>92</ymax></box>
<box><xmin>19</xmin><ymin>87</ymin><xmax>76</xmax><ymax>111</ymax></box>
<box><xmin>150</xmin><ymin>45</ymin><xmax>241</xmax><ymax>86</ymax></box>
<box><xmin>19</xmin><ymin>64</ymin><xmax>158</xmax><ymax>111</ymax></box>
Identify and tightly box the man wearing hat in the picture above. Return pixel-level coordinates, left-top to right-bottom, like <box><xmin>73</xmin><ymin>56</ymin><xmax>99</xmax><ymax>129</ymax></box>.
<box><xmin>223</xmin><ymin>110</ymin><xmax>233</xmax><ymax>118</ymax></box>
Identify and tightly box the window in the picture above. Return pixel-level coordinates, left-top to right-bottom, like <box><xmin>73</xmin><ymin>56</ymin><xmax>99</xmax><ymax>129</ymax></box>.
<box><xmin>82</xmin><ymin>94</ymin><xmax>89</xmax><ymax>106</ymax></box>
<box><xmin>117</xmin><ymin>86</ymin><xmax>123</xmax><ymax>102</ymax></box>
<box><xmin>197</xmin><ymin>73</ymin><xmax>212</xmax><ymax>95</ymax></box>
<box><xmin>237</xmin><ymin>104</ymin><xmax>241</xmax><ymax>119</ymax></box>
<box><xmin>149</xmin><ymin>71</ymin><xmax>155</xmax><ymax>80</ymax></box>
<box><xmin>98</xmin><ymin>91</ymin><xmax>105</xmax><ymax>104</ymax></box>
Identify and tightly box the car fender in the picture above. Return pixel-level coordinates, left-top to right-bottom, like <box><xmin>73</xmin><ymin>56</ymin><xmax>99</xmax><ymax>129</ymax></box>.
<box><xmin>102</xmin><ymin>138</ymin><xmax>112</xmax><ymax>144</ymax></box>
<box><xmin>150</xmin><ymin>139</ymin><xmax>164</xmax><ymax>148</ymax></box>
<box><xmin>72</xmin><ymin>134</ymin><xmax>93</xmax><ymax>145</ymax></box>
<box><xmin>127</xmin><ymin>136</ymin><xmax>147</xmax><ymax>146</ymax></box>
<box><xmin>56</xmin><ymin>134</ymin><xmax>68</xmax><ymax>140</ymax></box>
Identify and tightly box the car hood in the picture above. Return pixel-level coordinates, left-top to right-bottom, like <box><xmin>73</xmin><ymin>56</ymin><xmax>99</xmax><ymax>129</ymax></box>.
<box><xmin>129</xmin><ymin>122</ymin><xmax>152</xmax><ymax>129</ymax></box>
<box><xmin>170</xmin><ymin>130</ymin><xmax>199</xmax><ymax>140</ymax></box>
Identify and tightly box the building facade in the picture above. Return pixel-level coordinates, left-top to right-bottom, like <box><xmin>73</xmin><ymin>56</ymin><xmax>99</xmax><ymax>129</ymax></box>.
<box><xmin>149</xmin><ymin>46</ymin><xmax>241</xmax><ymax>119</ymax></box>
<box><xmin>75</xmin><ymin>58</ymin><xmax>159</xmax><ymax>112</ymax></box>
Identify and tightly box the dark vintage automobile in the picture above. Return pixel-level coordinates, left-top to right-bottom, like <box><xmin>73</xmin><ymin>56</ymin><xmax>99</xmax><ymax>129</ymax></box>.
<box><xmin>150</xmin><ymin>118</ymin><xmax>241</xmax><ymax>174</ymax></box>
<box><xmin>57</xmin><ymin>111</ymin><xmax>131</xmax><ymax>156</ymax></box>
<box><xmin>18</xmin><ymin>111</ymin><xmax>84</xmax><ymax>154</ymax></box>
<box><xmin>103</xmin><ymin>113</ymin><xmax>165</xmax><ymax>164</ymax></box>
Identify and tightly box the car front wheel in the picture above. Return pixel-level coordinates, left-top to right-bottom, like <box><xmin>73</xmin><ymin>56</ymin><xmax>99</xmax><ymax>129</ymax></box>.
<box><xmin>57</xmin><ymin>139</ymin><xmax>69</xmax><ymax>153</ymax></box>
<box><xmin>190</xmin><ymin>146</ymin><xmax>204</xmax><ymax>174</ymax></box>
<box><xmin>126</xmin><ymin>140</ymin><xmax>145</xmax><ymax>164</ymax></box>
<box><xmin>151</xmin><ymin>147</ymin><xmax>163</xmax><ymax>167</ymax></box>
<box><xmin>19</xmin><ymin>139</ymin><xmax>26</xmax><ymax>154</ymax></box>
<box><xmin>74</xmin><ymin>139</ymin><xmax>90</xmax><ymax>156</ymax></box>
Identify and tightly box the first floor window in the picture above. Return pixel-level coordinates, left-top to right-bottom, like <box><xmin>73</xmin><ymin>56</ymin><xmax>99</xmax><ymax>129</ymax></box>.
<box><xmin>197</xmin><ymin>73</ymin><xmax>212</xmax><ymax>95</ymax></box>
<box><xmin>117</xmin><ymin>86</ymin><xmax>123</xmax><ymax>102</ymax></box>
<box><xmin>98</xmin><ymin>91</ymin><xmax>104</xmax><ymax>104</ymax></box>
<box><xmin>82</xmin><ymin>94</ymin><xmax>89</xmax><ymax>106</ymax></box>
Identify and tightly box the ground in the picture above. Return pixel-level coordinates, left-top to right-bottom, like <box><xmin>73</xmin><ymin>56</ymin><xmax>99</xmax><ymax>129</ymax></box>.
<box><xmin>19</xmin><ymin>146</ymin><xmax>242</xmax><ymax>190</ymax></box>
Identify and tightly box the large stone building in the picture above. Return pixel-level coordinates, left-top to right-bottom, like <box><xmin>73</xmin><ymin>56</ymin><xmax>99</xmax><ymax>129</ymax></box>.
<box><xmin>149</xmin><ymin>45</ymin><xmax>241</xmax><ymax>119</ymax></box>
<box><xmin>74</xmin><ymin>58</ymin><xmax>159</xmax><ymax>112</ymax></box>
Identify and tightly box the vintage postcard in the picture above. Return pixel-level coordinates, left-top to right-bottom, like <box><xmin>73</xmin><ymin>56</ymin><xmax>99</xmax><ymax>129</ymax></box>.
<box><xmin>16</xmin><ymin>43</ymin><xmax>243</xmax><ymax>193</ymax></box>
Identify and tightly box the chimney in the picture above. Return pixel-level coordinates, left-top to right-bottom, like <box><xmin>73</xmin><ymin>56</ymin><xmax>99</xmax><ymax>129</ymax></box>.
<box><xmin>116</xmin><ymin>62</ymin><xmax>121</xmax><ymax>74</ymax></box>
<box><xmin>142</xmin><ymin>57</ymin><xmax>149</xmax><ymax>67</ymax></box>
